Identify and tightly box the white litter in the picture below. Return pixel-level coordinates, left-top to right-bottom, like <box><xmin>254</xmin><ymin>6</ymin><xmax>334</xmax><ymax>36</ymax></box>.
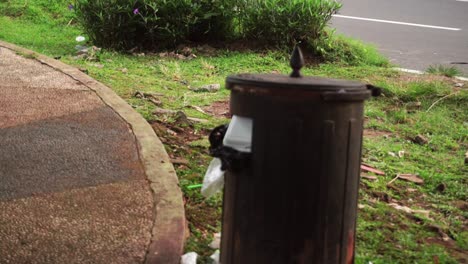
<box><xmin>201</xmin><ymin>158</ymin><xmax>225</xmax><ymax>198</ymax></box>
<box><xmin>75</xmin><ymin>36</ymin><xmax>86</xmax><ymax>42</ymax></box>
<box><xmin>209</xmin><ymin>233</ymin><xmax>222</xmax><ymax>249</ymax></box>
<box><xmin>180</xmin><ymin>252</ymin><xmax>197</xmax><ymax>264</ymax></box>
<box><xmin>210</xmin><ymin>250</ymin><xmax>220</xmax><ymax>264</ymax></box>
<box><xmin>222</xmin><ymin>115</ymin><xmax>253</xmax><ymax>152</ymax></box>
<box><xmin>202</xmin><ymin>115</ymin><xmax>253</xmax><ymax>198</ymax></box>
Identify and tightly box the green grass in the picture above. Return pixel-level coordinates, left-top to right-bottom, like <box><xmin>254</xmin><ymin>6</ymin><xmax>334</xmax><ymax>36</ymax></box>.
<box><xmin>0</xmin><ymin>16</ymin><xmax>81</xmax><ymax>56</ymax></box>
<box><xmin>1</xmin><ymin>2</ymin><xmax>467</xmax><ymax>263</ymax></box>
<box><xmin>314</xmin><ymin>32</ymin><xmax>390</xmax><ymax>67</ymax></box>
<box><xmin>426</xmin><ymin>64</ymin><xmax>462</xmax><ymax>78</ymax></box>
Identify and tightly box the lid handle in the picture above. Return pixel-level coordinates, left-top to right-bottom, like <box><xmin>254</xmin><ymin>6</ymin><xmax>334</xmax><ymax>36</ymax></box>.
<box><xmin>290</xmin><ymin>45</ymin><xmax>305</xmax><ymax>78</ymax></box>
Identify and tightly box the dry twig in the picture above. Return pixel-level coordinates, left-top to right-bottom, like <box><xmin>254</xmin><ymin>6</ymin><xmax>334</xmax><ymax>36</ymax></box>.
<box><xmin>426</xmin><ymin>91</ymin><xmax>459</xmax><ymax>112</ymax></box>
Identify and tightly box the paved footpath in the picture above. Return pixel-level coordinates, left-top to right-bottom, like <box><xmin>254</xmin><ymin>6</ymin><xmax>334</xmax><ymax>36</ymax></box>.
<box><xmin>0</xmin><ymin>42</ymin><xmax>185</xmax><ymax>264</ymax></box>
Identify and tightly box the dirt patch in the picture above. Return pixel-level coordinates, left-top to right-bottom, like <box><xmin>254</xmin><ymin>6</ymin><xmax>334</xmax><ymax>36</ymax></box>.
<box><xmin>185</xmin><ymin>201</ymin><xmax>220</xmax><ymax>232</ymax></box>
<box><xmin>364</xmin><ymin>129</ymin><xmax>392</xmax><ymax>138</ymax></box>
<box><xmin>202</xmin><ymin>100</ymin><xmax>231</xmax><ymax>118</ymax></box>
<box><xmin>452</xmin><ymin>200</ymin><xmax>468</xmax><ymax>211</ymax></box>
<box><xmin>151</xmin><ymin>121</ymin><xmax>207</xmax><ymax>162</ymax></box>
<box><xmin>152</xmin><ymin>120</ymin><xmax>205</xmax><ymax>143</ymax></box>
<box><xmin>425</xmin><ymin>237</ymin><xmax>468</xmax><ymax>263</ymax></box>
<box><xmin>150</xmin><ymin>120</ymin><xmax>221</xmax><ymax>260</ymax></box>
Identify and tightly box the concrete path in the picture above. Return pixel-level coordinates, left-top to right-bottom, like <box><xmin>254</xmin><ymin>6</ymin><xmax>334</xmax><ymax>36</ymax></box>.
<box><xmin>0</xmin><ymin>43</ymin><xmax>185</xmax><ymax>264</ymax></box>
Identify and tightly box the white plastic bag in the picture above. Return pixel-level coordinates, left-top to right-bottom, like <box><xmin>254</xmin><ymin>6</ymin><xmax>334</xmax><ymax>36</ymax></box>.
<box><xmin>210</xmin><ymin>250</ymin><xmax>220</xmax><ymax>264</ymax></box>
<box><xmin>180</xmin><ymin>252</ymin><xmax>197</xmax><ymax>264</ymax></box>
<box><xmin>201</xmin><ymin>158</ymin><xmax>225</xmax><ymax>198</ymax></box>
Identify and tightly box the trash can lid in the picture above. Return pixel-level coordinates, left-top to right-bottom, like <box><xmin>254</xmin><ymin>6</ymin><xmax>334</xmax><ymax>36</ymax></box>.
<box><xmin>226</xmin><ymin>73</ymin><xmax>366</xmax><ymax>92</ymax></box>
<box><xmin>226</xmin><ymin>46</ymin><xmax>372</xmax><ymax>93</ymax></box>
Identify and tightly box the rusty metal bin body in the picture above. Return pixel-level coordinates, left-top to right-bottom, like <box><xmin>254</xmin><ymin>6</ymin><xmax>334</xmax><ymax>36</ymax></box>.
<box><xmin>220</xmin><ymin>73</ymin><xmax>374</xmax><ymax>264</ymax></box>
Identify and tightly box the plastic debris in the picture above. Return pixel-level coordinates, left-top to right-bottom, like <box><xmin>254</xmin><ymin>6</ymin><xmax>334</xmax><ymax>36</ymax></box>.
<box><xmin>180</xmin><ymin>252</ymin><xmax>198</xmax><ymax>264</ymax></box>
<box><xmin>398</xmin><ymin>150</ymin><xmax>405</xmax><ymax>158</ymax></box>
<box><xmin>222</xmin><ymin>116</ymin><xmax>253</xmax><ymax>152</ymax></box>
<box><xmin>210</xmin><ymin>250</ymin><xmax>220</xmax><ymax>264</ymax></box>
<box><xmin>76</xmin><ymin>36</ymin><xmax>85</xmax><ymax>42</ymax></box>
<box><xmin>209</xmin><ymin>233</ymin><xmax>222</xmax><ymax>249</ymax></box>
<box><xmin>187</xmin><ymin>184</ymin><xmax>203</xmax><ymax>189</ymax></box>
<box><xmin>201</xmin><ymin>158</ymin><xmax>225</xmax><ymax>198</ymax></box>
<box><xmin>202</xmin><ymin>116</ymin><xmax>253</xmax><ymax>197</ymax></box>
<box><xmin>397</xmin><ymin>174</ymin><xmax>424</xmax><ymax>185</ymax></box>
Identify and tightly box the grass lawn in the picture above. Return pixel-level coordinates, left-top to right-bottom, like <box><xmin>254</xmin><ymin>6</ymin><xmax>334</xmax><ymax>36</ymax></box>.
<box><xmin>1</xmin><ymin>1</ymin><xmax>467</xmax><ymax>263</ymax></box>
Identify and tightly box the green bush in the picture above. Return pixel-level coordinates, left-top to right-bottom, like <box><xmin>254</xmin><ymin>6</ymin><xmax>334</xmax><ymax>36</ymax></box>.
<box><xmin>237</xmin><ymin>0</ymin><xmax>341</xmax><ymax>47</ymax></box>
<box><xmin>75</xmin><ymin>0</ymin><xmax>342</xmax><ymax>51</ymax></box>
<box><xmin>75</xmin><ymin>0</ymin><xmax>235</xmax><ymax>50</ymax></box>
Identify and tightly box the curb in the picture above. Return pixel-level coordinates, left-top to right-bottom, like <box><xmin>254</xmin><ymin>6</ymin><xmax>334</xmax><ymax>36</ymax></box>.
<box><xmin>0</xmin><ymin>41</ymin><xmax>186</xmax><ymax>264</ymax></box>
<box><xmin>394</xmin><ymin>67</ymin><xmax>468</xmax><ymax>81</ymax></box>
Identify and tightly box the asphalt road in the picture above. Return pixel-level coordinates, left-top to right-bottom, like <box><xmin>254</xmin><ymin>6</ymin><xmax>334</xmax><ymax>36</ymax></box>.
<box><xmin>331</xmin><ymin>0</ymin><xmax>468</xmax><ymax>76</ymax></box>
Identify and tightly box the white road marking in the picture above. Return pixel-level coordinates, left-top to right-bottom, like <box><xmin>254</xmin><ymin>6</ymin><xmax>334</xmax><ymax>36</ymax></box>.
<box><xmin>333</xmin><ymin>15</ymin><xmax>461</xmax><ymax>31</ymax></box>
<box><xmin>456</xmin><ymin>0</ymin><xmax>468</xmax><ymax>2</ymax></box>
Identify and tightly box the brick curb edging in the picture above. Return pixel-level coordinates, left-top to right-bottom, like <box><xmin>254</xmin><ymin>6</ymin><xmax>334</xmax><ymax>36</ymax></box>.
<box><xmin>0</xmin><ymin>41</ymin><xmax>186</xmax><ymax>264</ymax></box>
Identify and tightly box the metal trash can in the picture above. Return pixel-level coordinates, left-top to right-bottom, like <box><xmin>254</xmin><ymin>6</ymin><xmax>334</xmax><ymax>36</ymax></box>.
<box><xmin>209</xmin><ymin>47</ymin><xmax>380</xmax><ymax>264</ymax></box>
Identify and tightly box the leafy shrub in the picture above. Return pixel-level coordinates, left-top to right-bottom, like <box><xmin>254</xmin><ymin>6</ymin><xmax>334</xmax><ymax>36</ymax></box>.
<box><xmin>75</xmin><ymin>0</ymin><xmax>235</xmax><ymax>50</ymax></box>
<box><xmin>75</xmin><ymin>0</ymin><xmax>342</xmax><ymax>51</ymax></box>
<box><xmin>237</xmin><ymin>0</ymin><xmax>341</xmax><ymax>47</ymax></box>
<box><xmin>74</xmin><ymin>0</ymin><xmax>385</xmax><ymax>66</ymax></box>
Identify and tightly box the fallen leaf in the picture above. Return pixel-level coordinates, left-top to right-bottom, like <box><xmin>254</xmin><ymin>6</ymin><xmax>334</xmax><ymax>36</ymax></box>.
<box><xmin>361</xmin><ymin>164</ymin><xmax>385</xmax><ymax>175</ymax></box>
<box><xmin>166</xmin><ymin>129</ymin><xmax>177</xmax><ymax>136</ymax></box>
<box><xmin>187</xmin><ymin>117</ymin><xmax>209</xmax><ymax>123</ymax></box>
<box><xmin>427</xmin><ymin>225</ymin><xmax>451</xmax><ymax>242</ymax></box>
<box><xmin>153</xmin><ymin>108</ymin><xmax>177</xmax><ymax>114</ymax></box>
<box><xmin>406</xmin><ymin>101</ymin><xmax>422</xmax><ymax>109</ymax></box>
<box><xmin>361</xmin><ymin>174</ymin><xmax>378</xmax><ymax>181</ymax></box>
<box><xmin>134</xmin><ymin>91</ymin><xmax>145</xmax><ymax>98</ymax></box>
<box><xmin>147</xmin><ymin>97</ymin><xmax>162</xmax><ymax>106</ymax></box>
<box><xmin>171</xmin><ymin>158</ymin><xmax>190</xmax><ymax>166</ymax></box>
<box><xmin>389</xmin><ymin>202</ymin><xmax>431</xmax><ymax>219</ymax></box>
<box><xmin>397</xmin><ymin>174</ymin><xmax>424</xmax><ymax>185</ymax></box>
<box><xmin>190</xmin><ymin>83</ymin><xmax>221</xmax><ymax>93</ymax></box>
<box><xmin>187</xmin><ymin>105</ymin><xmax>208</xmax><ymax>115</ymax></box>
<box><xmin>413</xmin><ymin>134</ymin><xmax>428</xmax><ymax>145</ymax></box>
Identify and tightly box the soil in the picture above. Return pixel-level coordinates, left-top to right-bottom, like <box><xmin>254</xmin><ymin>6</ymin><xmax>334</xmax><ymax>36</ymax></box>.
<box><xmin>363</xmin><ymin>129</ymin><xmax>392</xmax><ymax>138</ymax></box>
<box><xmin>151</xmin><ymin>120</ymin><xmax>207</xmax><ymax>160</ymax></box>
<box><xmin>150</xmin><ymin>120</ymin><xmax>221</xmax><ymax>253</ymax></box>
<box><xmin>201</xmin><ymin>100</ymin><xmax>231</xmax><ymax>118</ymax></box>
